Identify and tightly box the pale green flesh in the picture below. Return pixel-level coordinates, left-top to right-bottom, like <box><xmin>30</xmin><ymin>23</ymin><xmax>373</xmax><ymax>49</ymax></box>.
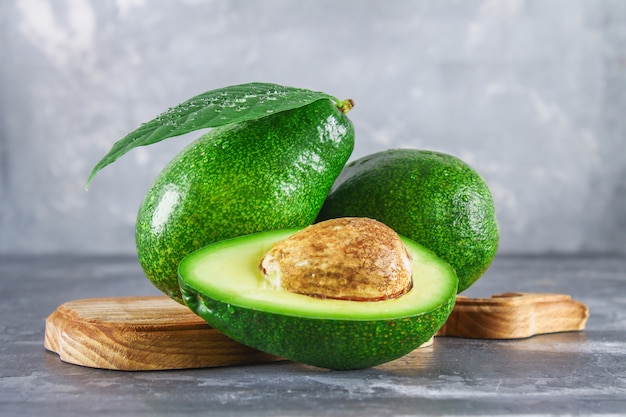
<box><xmin>178</xmin><ymin>229</ymin><xmax>458</xmax><ymax>320</ymax></box>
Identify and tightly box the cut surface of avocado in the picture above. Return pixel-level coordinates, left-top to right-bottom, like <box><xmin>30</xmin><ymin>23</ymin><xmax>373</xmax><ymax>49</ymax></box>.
<box><xmin>178</xmin><ymin>228</ymin><xmax>458</xmax><ymax>370</ymax></box>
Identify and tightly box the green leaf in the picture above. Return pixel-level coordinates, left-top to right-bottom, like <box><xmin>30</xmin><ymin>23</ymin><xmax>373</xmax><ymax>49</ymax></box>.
<box><xmin>86</xmin><ymin>82</ymin><xmax>339</xmax><ymax>188</ymax></box>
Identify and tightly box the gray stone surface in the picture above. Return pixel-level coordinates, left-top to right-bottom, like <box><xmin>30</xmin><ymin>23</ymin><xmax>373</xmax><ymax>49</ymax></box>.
<box><xmin>2</xmin><ymin>254</ymin><xmax>625</xmax><ymax>416</ymax></box>
<box><xmin>1</xmin><ymin>0</ymin><xmax>626</xmax><ymax>256</ymax></box>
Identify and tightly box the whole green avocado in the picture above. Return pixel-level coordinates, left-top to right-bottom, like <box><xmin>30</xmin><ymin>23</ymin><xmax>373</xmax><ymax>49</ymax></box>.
<box><xmin>317</xmin><ymin>149</ymin><xmax>499</xmax><ymax>293</ymax></box>
<box><xmin>136</xmin><ymin>99</ymin><xmax>355</xmax><ymax>302</ymax></box>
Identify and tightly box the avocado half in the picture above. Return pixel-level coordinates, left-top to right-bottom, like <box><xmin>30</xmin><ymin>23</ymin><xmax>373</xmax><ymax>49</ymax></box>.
<box><xmin>178</xmin><ymin>228</ymin><xmax>458</xmax><ymax>370</ymax></box>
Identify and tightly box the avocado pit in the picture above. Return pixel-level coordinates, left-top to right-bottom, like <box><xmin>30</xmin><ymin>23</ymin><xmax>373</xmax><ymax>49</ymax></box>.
<box><xmin>260</xmin><ymin>217</ymin><xmax>413</xmax><ymax>301</ymax></box>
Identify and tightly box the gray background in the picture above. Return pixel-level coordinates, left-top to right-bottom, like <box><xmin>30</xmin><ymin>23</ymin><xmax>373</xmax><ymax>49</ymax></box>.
<box><xmin>1</xmin><ymin>0</ymin><xmax>625</xmax><ymax>256</ymax></box>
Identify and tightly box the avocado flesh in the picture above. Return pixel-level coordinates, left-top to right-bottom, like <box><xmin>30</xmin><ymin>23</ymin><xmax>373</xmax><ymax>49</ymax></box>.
<box><xmin>178</xmin><ymin>228</ymin><xmax>458</xmax><ymax>370</ymax></box>
<box><xmin>136</xmin><ymin>99</ymin><xmax>354</xmax><ymax>303</ymax></box>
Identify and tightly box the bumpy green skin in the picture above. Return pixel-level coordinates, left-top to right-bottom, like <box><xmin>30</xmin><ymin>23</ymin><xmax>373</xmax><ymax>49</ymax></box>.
<box><xmin>180</xmin><ymin>282</ymin><xmax>456</xmax><ymax>370</ymax></box>
<box><xmin>317</xmin><ymin>149</ymin><xmax>499</xmax><ymax>293</ymax></box>
<box><xmin>136</xmin><ymin>99</ymin><xmax>354</xmax><ymax>303</ymax></box>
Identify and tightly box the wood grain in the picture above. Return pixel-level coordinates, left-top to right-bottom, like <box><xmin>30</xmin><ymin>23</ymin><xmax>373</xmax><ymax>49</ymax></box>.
<box><xmin>44</xmin><ymin>296</ymin><xmax>281</xmax><ymax>370</ymax></box>
<box><xmin>45</xmin><ymin>292</ymin><xmax>589</xmax><ymax>370</ymax></box>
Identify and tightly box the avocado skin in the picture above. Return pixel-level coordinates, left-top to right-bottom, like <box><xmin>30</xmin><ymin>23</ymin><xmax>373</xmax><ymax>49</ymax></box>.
<box><xmin>180</xmin><ymin>280</ymin><xmax>455</xmax><ymax>370</ymax></box>
<box><xmin>317</xmin><ymin>149</ymin><xmax>499</xmax><ymax>293</ymax></box>
<box><xmin>136</xmin><ymin>99</ymin><xmax>354</xmax><ymax>303</ymax></box>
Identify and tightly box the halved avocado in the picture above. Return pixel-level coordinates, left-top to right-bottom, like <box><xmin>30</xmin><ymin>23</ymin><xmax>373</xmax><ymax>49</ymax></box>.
<box><xmin>178</xmin><ymin>228</ymin><xmax>458</xmax><ymax>370</ymax></box>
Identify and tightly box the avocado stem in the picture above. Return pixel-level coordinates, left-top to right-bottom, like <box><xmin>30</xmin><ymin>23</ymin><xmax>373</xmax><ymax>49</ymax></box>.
<box><xmin>338</xmin><ymin>99</ymin><xmax>354</xmax><ymax>114</ymax></box>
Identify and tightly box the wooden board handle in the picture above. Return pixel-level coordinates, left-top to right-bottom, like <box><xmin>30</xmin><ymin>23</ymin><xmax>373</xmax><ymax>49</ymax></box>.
<box><xmin>437</xmin><ymin>292</ymin><xmax>589</xmax><ymax>339</ymax></box>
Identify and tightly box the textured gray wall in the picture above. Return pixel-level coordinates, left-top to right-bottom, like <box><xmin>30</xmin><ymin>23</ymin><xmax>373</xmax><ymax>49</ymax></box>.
<box><xmin>1</xmin><ymin>0</ymin><xmax>625</xmax><ymax>256</ymax></box>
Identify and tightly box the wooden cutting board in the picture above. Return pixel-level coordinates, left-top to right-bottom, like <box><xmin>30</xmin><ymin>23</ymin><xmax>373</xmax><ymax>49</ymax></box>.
<box><xmin>45</xmin><ymin>292</ymin><xmax>588</xmax><ymax>371</ymax></box>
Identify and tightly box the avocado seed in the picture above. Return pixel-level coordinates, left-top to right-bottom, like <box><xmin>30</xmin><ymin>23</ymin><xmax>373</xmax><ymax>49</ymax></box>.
<box><xmin>260</xmin><ymin>217</ymin><xmax>413</xmax><ymax>301</ymax></box>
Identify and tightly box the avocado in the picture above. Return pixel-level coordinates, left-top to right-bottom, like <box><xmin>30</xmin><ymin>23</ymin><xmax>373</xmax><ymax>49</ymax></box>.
<box><xmin>136</xmin><ymin>99</ymin><xmax>355</xmax><ymax>303</ymax></box>
<box><xmin>317</xmin><ymin>149</ymin><xmax>499</xmax><ymax>293</ymax></box>
<box><xmin>178</xmin><ymin>225</ymin><xmax>458</xmax><ymax>370</ymax></box>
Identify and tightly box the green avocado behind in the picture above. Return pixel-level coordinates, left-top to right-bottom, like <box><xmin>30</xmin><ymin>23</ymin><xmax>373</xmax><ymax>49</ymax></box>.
<box><xmin>178</xmin><ymin>227</ymin><xmax>458</xmax><ymax>370</ymax></box>
<box><xmin>317</xmin><ymin>149</ymin><xmax>499</xmax><ymax>293</ymax></box>
<box><xmin>136</xmin><ymin>99</ymin><xmax>355</xmax><ymax>303</ymax></box>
